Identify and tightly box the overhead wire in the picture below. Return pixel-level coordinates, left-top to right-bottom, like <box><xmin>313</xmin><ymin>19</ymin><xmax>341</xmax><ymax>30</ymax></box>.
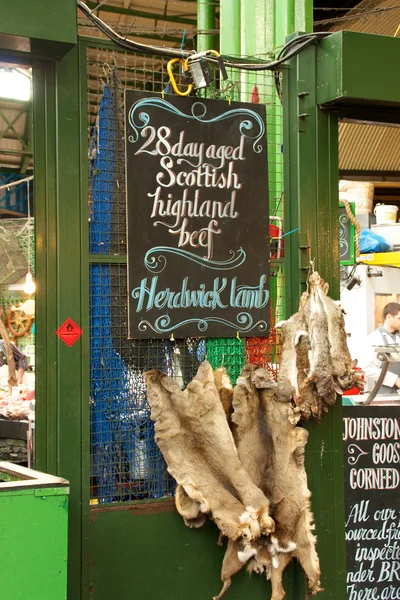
<box><xmin>314</xmin><ymin>4</ymin><xmax>400</xmax><ymax>26</ymax></box>
<box><xmin>78</xmin><ymin>0</ymin><xmax>194</xmax><ymax>58</ymax></box>
<box><xmin>77</xmin><ymin>1</ymin><xmax>330</xmax><ymax>70</ymax></box>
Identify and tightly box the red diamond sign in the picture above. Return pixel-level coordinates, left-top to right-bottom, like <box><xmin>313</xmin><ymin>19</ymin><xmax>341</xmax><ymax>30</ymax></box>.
<box><xmin>56</xmin><ymin>318</ymin><xmax>82</xmax><ymax>347</ymax></box>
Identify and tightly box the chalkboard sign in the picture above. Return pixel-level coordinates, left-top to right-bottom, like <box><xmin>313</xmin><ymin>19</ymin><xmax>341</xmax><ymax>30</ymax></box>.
<box><xmin>125</xmin><ymin>91</ymin><xmax>270</xmax><ymax>338</ymax></box>
<box><xmin>340</xmin><ymin>202</ymin><xmax>355</xmax><ymax>265</ymax></box>
<box><xmin>343</xmin><ymin>406</ymin><xmax>400</xmax><ymax>600</ymax></box>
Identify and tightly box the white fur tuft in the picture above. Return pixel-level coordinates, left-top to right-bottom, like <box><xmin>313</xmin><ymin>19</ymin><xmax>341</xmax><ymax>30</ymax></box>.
<box><xmin>245</xmin><ymin>506</ymin><xmax>256</xmax><ymax>515</ymax></box>
<box><xmin>238</xmin><ymin>546</ymin><xmax>257</xmax><ymax>563</ymax></box>
<box><xmin>239</xmin><ymin>510</ymin><xmax>252</xmax><ymax>526</ymax></box>
<box><xmin>294</xmin><ymin>330</ymin><xmax>309</xmax><ymax>347</ymax></box>
<box><xmin>270</xmin><ymin>535</ymin><xmax>296</xmax><ymax>554</ymax></box>
<box><xmin>221</xmin><ymin>372</ymin><xmax>232</xmax><ymax>389</ymax></box>
<box><xmin>275</xmin><ymin>320</ymin><xmax>287</xmax><ymax>329</ymax></box>
<box><xmin>272</xmin><ymin>556</ymin><xmax>280</xmax><ymax>569</ymax></box>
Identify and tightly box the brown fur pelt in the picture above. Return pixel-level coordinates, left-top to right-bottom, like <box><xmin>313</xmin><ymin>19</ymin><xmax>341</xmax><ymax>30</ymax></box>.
<box><xmin>144</xmin><ymin>361</ymin><xmax>275</xmax><ymax>553</ymax></box>
<box><xmin>214</xmin><ymin>365</ymin><xmax>321</xmax><ymax>600</ymax></box>
<box><xmin>213</xmin><ymin>366</ymin><xmax>234</xmax><ymax>424</ymax></box>
<box><xmin>276</xmin><ymin>271</ymin><xmax>360</xmax><ymax>420</ymax></box>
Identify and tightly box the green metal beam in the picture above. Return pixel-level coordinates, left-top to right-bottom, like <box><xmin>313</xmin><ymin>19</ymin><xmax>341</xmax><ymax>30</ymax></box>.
<box><xmin>78</xmin><ymin>39</ymin><xmax>90</xmax><ymax>599</ymax></box>
<box><xmin>0</xmin><ymin>148</ymin><xmax>33</xmax><ymax>156</ymax></box>
<box><xmin>0</xmin><ymin>107</ymin><xmax>27</xmax><ymax>145</ymax></box>
<box><xmin>89</xmin><ymin>254</ymin><xmax>127</xmax><ymax>263</ymax></box>
<box><xmin>85</xmin><ymin>0</ymin><xmax>197</xmax><ymax>26</ymax></box>
<box><xmin>20</xmin><ymin>103</ymin><xmax>33</xmax><ymax>174</ymax></box>
<box><xmin>0</xmin><ymin>166</ymin><xmax>30</xmax><ymax>174</ymax></box>
<box><xmin>284</xmin><ymin>39</ymin><xmax>346</xmax><ymax>598</ymax></box>
<box><xmin>317</xmin><ymin>31</ymin><xmax>400</xmax><ymax>113</ymax></box>
<box><xmin>197</xmin><ymin>0</ymin><xmax>216</xmax><ymax>53</ymax></box>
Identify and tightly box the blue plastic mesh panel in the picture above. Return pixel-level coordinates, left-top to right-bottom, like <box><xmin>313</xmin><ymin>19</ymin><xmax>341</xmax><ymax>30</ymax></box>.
<box><xmin>87</xmin><ymin>47</ymin><xmax>284</xmax><ymax>504</ymax></box>
<box><xmin>89</xmin><ymin>262</ymin><xmax>206</xmax><ymax>503</ymax></box>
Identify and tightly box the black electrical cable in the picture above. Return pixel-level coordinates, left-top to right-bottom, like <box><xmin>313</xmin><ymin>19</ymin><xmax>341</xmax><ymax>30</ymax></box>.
<box><xmin>212</xmin><ymin>34</ymin><xmax>331</xmax><ymax>71</ymax></box>
<box><xmin>340</xmin><ymin>264</ymin><xmax>358</xmax><ymax>291</ymax></box>
<box><xmin>77</xmin><ymin>0</ymin><xmax>331</xmax><ymax>71</ymax></box>
<box><xmin>77</xmin><ymin>0</ymin><xmax>193</xmax><ymax>58</ymax></box>
<box><xmin>272</xmin><ymin>33</ymin><xmax>330</xmax><ymax>101</ymax></box>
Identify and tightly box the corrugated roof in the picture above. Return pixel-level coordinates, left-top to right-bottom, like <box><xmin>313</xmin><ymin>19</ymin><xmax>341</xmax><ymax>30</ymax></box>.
<box><xmin>331</xmin><ymin>0</ymin><xmax>400</xmax><ymax>36</ymax></box>
<box><xmin>339</xmin><ymin>122</ymin><xmax>400</xmax><ymax>171</ymax></box>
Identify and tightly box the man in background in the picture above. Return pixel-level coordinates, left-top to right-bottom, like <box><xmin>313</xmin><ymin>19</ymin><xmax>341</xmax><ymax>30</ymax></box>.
<box><xmin>359</xmin><ymin>302</ymin><xmax>400</xmax><ymax>395</ymax></box>
<box><xmin>0</xmin><ymin>339</ymin><xmax>28</xmax><ymax>385</ymax></box>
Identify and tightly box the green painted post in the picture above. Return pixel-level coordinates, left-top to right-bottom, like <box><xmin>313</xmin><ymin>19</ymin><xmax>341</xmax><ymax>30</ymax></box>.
<box><xmin>284</xmin><ymin>0</ymin><xmax>295</xmax><ymax>39</ymax></box>
<box><xmin>197</xmin><ymin>0</ymin><xmax>216</xmax><ymax>53</ymax></box>
<box><xmin>34</xmin><ymin>60</ymin><xmax>58</xmax><ymax>475</ymax></box>
<box><xmin>220</xmin><ymin>0</ymin><xmax>240</xmax><ymax>57</ymax></box>
<box><xmin>240</xmin><ymin>0</ymin><xmax>267</xmax><ymax>101</ymax></box>
<box><xmin>295</xmin><ymin>0</ymin><xmax>314</xmax><ymax>33</ymax></box>
<box><xmin>34</xmin><ymin>45</ymin><xmax>86</xmax><ymax>600</ymax></box>
<box><xmin>54</xmin><ymin>44</ymin><xmax>86</xmax><ymax>600</ymax></box>
<box><xmin>283</xmin><ymin>39</ymin><xmax>347</xmax><ymax>598</ymax></box>
<box><xmin>220</xmin><ymin>0</ymin><xmax>241</xmax><ymax>98</ymax></box>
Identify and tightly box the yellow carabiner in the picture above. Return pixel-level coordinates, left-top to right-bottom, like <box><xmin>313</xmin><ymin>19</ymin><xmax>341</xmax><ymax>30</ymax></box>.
<box><xmin>166</xmin><ymin>58</ymin><xmax>193</xmax><ymax>97</ymax></box>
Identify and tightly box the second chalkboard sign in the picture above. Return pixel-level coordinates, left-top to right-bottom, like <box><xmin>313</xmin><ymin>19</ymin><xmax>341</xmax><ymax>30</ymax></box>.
<box><xmin>125</xmin><ymin>91</ymin><xmax>270</xmax><ymax>339</ymax></box>
<box><xmin>339</xmin><ymin>202</ymin><xmax>356</xmax><ymax>266</ymax></box>
<box><xmin>343</xmin><ymin>405</ymin><xmax>400</xmax><ymax>600</ymax></box>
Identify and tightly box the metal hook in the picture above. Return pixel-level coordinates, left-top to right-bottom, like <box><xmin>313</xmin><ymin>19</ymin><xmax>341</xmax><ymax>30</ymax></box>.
<box><xmin>100</xmin><ymin>62</ymin><xmax>112</xmax><ymax>86</ymax></box>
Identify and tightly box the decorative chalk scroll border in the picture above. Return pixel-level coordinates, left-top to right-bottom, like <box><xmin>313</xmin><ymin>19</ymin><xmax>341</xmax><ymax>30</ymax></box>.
<box><xmin>138</xmin><ymin>313</ymin><xmax>268</xmax><ymax>334</ymax></box>
<box><xmin>347</xmin><ymin>444</ymin><xmax>369</xmax><ymax>466</ymax></box>
<box><xmin>144</xmin><ymin>246</ymin><xmax>246</xmax><ymax>273</ymax></box>
<box><xmin>339</xmin><ymin>212</ymin><xmax>349</xmax><ymax>258</ymax></box>
<box><xmin>339</xmin><ymin>202</ymin><xmax>355</xmax><ymax>266</ymax></box>
<box><xmin>127</xmin><ymin>98</ymin><xmax>265</xmax><ymax>155</ymax></box>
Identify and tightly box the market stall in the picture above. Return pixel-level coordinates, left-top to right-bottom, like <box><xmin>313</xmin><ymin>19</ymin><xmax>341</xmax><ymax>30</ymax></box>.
<box><xmin>0</xmin><ymin>181</ymin><xmax>36</xmax><ymax>461</ymax></box>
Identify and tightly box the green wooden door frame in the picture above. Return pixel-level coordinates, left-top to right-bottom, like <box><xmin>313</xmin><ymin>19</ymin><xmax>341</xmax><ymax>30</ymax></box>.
<box><xmin>33</xmin><ymin>45</ymin><xmax>90</xmax><ymax>600</ymax></box>
<box><xmin>283</xmin><ymin>38</ymin><xmax>346</xmax><ymax>600</ymax></box>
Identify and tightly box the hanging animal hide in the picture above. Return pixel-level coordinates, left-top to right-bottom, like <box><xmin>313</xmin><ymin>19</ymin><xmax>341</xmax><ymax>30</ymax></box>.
<box><xmin>215</xmin><ymin>365</ymin><xmax>321</xmax><ymax>600</ymax></box>
<box><xmin>144</xmin><ymin>361</ymin><xmax>275</xmax><ymax>551</ymax></box>
<box><xmin>144</xmin><ymin>269</ymin><xmax>357</xmax><ymax>598</ymax></box>
<box><xmin>277</xmin><ymin>271</ymin><xmax>361</xmax><ymax>420</ymax></box>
